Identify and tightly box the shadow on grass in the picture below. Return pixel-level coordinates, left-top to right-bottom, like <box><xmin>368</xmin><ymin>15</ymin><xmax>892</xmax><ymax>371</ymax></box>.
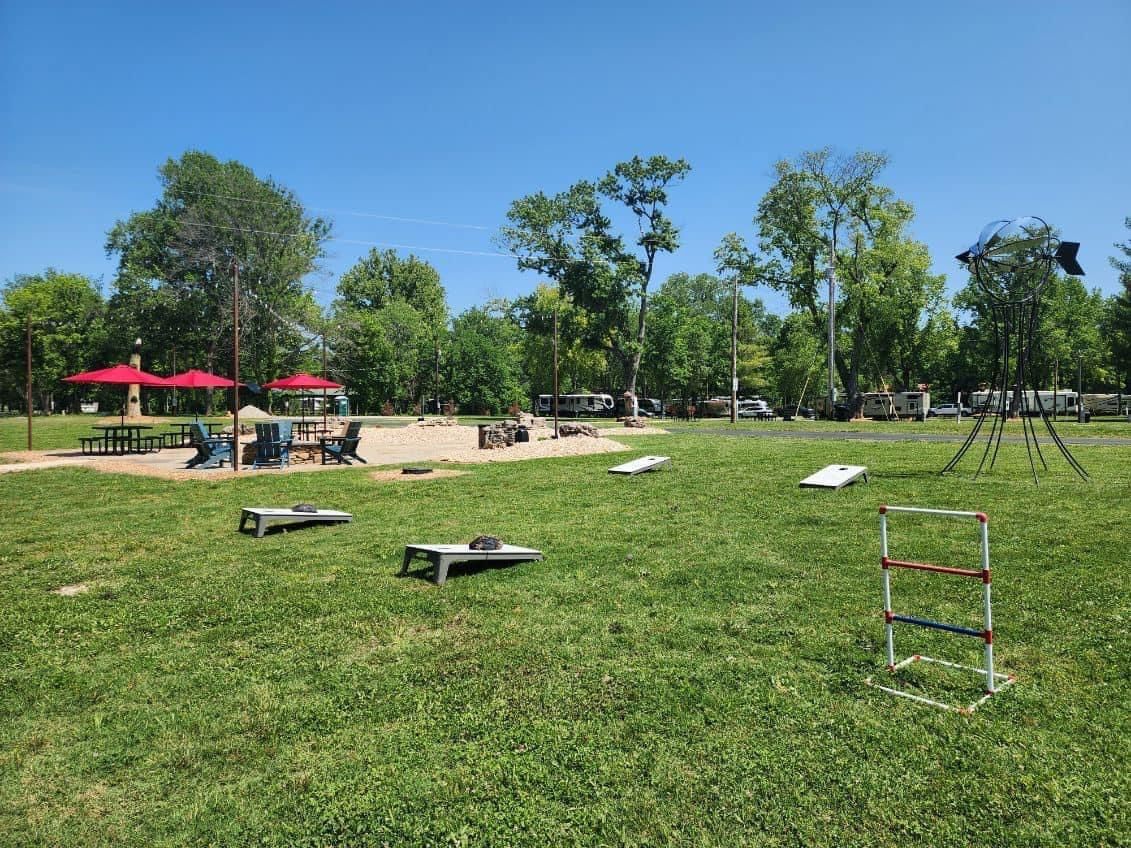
<box><xmin>237</xmin><ymin>519</ymin><xmax>349</xmax><ymax>538</ymax></box>
<box><xmin>398</xmin><ymin>558</ymin><xmax>537</xmax><ymax>585</ymax></box>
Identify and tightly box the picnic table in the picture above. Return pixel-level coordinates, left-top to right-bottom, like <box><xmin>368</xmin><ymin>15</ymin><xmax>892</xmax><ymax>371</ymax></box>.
<box><xmin>85</xmin><ymin>424</ymin><xmax>155</xmax><ymax>455</ymax></box>
<box><xmin>290</xmin><ymin>421</ymin><xmax>334</xmax><ymax>440</ymax></box>
<box><xmin>164</xmin><ymin>421</ymin><xmax>206</xmax><ymax>447</ymax></box>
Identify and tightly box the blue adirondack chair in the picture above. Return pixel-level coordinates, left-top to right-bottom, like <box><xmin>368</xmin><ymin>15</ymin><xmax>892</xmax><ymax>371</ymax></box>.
<box><xmin>251</xmin><ymin>421</ymin><xmax>291</xmax><ymax>469</ymax></box>
<box><xmin>186</xmin><ymin>421</ymin><xmax>234</xmax><ymax>469</ymax></box>
<box><xmin>320</xmin><ymin>420</ymin><xmax>366</xmax><ymax>465</ymax></box>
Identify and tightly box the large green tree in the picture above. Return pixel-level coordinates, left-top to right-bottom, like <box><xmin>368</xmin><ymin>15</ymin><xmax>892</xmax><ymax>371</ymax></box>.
<box><xmin>106</xmin><ymin>151</ymin><xmax>330</xmax><ymax>391</ymax></box>
<box><xmin>508</xmin><ymin>284</ymin><xmax>606</xmax><ymax>397</ymax></box>
<box><xmin>331</xmin><ymin>249</ymin><xmax>449</xmax><ymax>412</ymax></box>
<box><xmin>717</xmin><ymin>149</ymin><xmax>949</xmax><ymax>407</ymax></box>
<box><xmin>1107</xmin><ymin>218</ymin><xmax>1131</xmax><ymax>392</ymax></box>
<box><xmin>499</xmin><ymin>155</ymin><xmax>690</xmax><ymax>403</ymax></box>
<box><xmin>769</xmin><ymin>312</ymin><xmax>824</xmax><ymax>409</ymax></box>
<box><xmin>0</xmin><ymin>270</ymin><xmax>106</xmax><ymax>412</ymax></box>
<box><xmin>642</xmin><ymin>273</ymin><xmax>775</xmax><ymax>403</ymax></box>
<box><xmin>447</xmin><ymin>306</ymin><xmax>526</xmax><ymax>414</ymax></box>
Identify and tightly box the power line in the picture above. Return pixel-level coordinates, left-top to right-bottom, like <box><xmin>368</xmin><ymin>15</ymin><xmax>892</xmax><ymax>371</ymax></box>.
<box><xmin>177</xmin><ymin>188</ymin><xmax>492</xmax><ymax>230</ymax></box>
<box><xmin>179</xmin><ymin>219</ymin><xmax>513</xmax><ymax>259</ymax></box>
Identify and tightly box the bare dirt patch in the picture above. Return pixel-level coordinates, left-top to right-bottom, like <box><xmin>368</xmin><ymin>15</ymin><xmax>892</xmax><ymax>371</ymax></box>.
<box><xmin>52</xmin><ymin>583</ymin><xmax>90</xmax><ymax>596</ymax></box>
<box><xmin>0</xmin><ymin>452</ymin><xmax>39</xmax><ymax>463</ymax></box>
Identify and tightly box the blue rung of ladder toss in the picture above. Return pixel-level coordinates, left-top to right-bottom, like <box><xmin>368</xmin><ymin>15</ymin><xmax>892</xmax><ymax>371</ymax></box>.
<box><xmin>889</xmin><ymin>613</ymin><xmax>988</xmax><ymax>641</ymax></box>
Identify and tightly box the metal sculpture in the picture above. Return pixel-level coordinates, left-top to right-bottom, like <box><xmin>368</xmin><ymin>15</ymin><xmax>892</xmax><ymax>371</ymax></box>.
<box><xmin>943</xmin><ymin>217</ymin><xmax>1088</xmax><ymax>482</ymax></box>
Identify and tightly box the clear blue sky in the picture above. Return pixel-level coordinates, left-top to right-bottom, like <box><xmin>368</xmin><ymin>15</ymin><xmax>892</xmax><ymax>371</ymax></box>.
<box><xmin>3</xmin><ymin>1</ymin><xmax>1129</xmax><ymax>318</ymax></box>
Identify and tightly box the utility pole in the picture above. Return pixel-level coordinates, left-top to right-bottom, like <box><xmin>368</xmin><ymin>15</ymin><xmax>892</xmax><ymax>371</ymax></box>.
<box><xmin>1077</xmin><ymin>354</ymin><xmax>1085</xmax><ymax>424</ymax></box>
<box><xmin>827</xmin><ymin>264</ymin><xmax>837</xmax><ymax>420</ymax></box>
<box><xmin>552</xmin><ymin>302</ymin><xmax>559</xmax><ymax>438</ymax></box>
<box><xmin>1053</xmin><ymin>357</ymin><xmax>1058</xmax><ymax>421</ymax></box>
<box><xmin>25</xmin><ymin>317</ymin><xmax>33</xmax><ymax>451</ymax></box>
<box><xmin>322</xmin><ymin>330</ymin><xmax>328</xmax><ymax>430</ymax></box>
<box><xmin>434</xmin><ymin>338</ymin><xmax>441</xmax><ymax>416</ymax></box>
<box><xmin>232</xmin><ymin>261</ymin><xmax>240</xmax><ymax>472</ymax></box>
<box><xmin>730</xmin><ymin>274</ymin><xmax>739</xmax><ymax>424</ymax></box>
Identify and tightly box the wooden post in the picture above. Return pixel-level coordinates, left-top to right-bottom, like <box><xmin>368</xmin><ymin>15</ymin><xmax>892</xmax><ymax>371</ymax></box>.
<box><xmin>730</xmin><ymin>275</ymin><xmax>738</xmax><ymax>424</ymax></box>
<box><xmin>232</xmin><ymin>262</ymin><xmax>240</xmax><ymax>472</ymax></box>
<box><xmin>552</xmin><ymin>302</ymin><xmax>559</xmax><ymax>438</ymax></box>
<box><xmin>25</xmin><ymin>316</ymin><xmax>32</xmax><ymax>451</ymax></box>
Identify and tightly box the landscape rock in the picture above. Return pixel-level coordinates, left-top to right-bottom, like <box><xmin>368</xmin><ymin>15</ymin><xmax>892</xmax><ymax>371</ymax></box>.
<box><xmin>557</xmin><ymin>422</ymin><xmax>600</xmax><ymax>438</ymax></box>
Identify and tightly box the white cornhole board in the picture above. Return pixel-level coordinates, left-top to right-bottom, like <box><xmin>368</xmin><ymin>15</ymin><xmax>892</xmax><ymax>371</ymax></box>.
<box><xmin>799</xmin><ymin>464</ymin><xmax>868</xmax><ymax>489</ymax></box>
<box><xmin>609</xmin><ymin>455</ymin><xmax>671</xmax><ymax>475</ymax></box>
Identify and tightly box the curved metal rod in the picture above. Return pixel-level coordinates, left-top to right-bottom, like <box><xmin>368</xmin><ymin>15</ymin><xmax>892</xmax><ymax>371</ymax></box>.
<box><xmin>1022</xmin><ymin>300</ymin><xmax>1049</xmax><ymax>472</ymax></box>
<box><xmin>987</xmin><ymin>307</ymin><xmax>1013</xmax><ymax>472</ymax></box>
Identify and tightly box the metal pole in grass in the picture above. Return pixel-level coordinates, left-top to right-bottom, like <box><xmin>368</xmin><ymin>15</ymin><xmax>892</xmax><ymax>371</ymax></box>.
<box><xmin>826</xmin><ymin>261</ymin><xmax>837</xmax><ymax>420</ymax></box>
<box><xmin>552</xmin><ymin>301</ymin><xmax>559</xmax><ymax>438</ymax></box>
<box><xmin>1077</xmin><ymin>353</ymin><xmax>1085</xmax><ymax>424</ymax></box>
<box><xmin>25</xmin><ymin>316</ymin><xmax>32</xmax><ymax>451</ymax></box>
<box><xmin>730</xmin><ymin>273</ymin><xmax>738</xmax><ymax>425</ymax></box>
<box><xmin>232</xmin><ymin>259</ymin><xmax>240</xmax><ymax>473</ymax></box>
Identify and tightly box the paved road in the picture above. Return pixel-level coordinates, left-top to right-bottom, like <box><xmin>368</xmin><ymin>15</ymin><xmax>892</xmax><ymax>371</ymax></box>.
<box><xmin>662</xmin><ymin>425</ymin><xmax>1131</xmax><ymax>447</ymax></box>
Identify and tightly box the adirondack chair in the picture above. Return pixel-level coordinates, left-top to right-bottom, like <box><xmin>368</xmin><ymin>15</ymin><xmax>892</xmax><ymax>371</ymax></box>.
<box><xmin>251</xmin><ymin>421</ymin><xmax>291</xmax><ymax>469</ymax></box>
<box><xmin>186</xmin><ymin>421</ymin><xmax>234</xmax><ymax>469</ymax></box>
<box><xmin>320</xmin><ymin>420</ymin><xmax>366</xmax><ymax>465</ymax></box>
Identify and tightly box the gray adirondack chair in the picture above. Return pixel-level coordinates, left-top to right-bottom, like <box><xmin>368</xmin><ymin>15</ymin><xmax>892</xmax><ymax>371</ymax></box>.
<box><xmin>186</xmin><ymin>421</ymin><xmax>233</xmax><ymax>469</ymax></box>
<box><xmin>320</xmin><ymin>421</ymin><xmax>366</xmax><ymax>464</ymax></box>
<box><xmin>252</xmin><ymin>421</ymin><xmax>291</xmax><ymax>469</ymax></box>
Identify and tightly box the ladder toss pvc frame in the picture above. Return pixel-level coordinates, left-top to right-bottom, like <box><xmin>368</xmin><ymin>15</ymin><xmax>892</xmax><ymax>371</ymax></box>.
<box><xmin>866</xmin><ymin>505</ymin><xmax>1016</xmax><ymax>714</ymax></box>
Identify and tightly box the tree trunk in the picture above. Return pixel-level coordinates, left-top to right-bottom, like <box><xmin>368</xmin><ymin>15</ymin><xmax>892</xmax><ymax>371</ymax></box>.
<box><xmin>128</xmin><ymin>339</ymin><xmax>142</xmax><ymax>418</ymax></box>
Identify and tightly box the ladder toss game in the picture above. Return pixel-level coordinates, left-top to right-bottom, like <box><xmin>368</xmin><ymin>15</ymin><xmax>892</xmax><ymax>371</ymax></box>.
<box><xmin>867</xmin><ymin>505</ymin><xmax>1016</xmax><ymax>714</ymax></box>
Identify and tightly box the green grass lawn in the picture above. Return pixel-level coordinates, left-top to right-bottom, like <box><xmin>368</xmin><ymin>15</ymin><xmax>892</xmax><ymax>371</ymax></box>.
<box><xmin>0</xmin><ymin>421</ymin><xmax>1128</xmax><ymax>846</ymax></box>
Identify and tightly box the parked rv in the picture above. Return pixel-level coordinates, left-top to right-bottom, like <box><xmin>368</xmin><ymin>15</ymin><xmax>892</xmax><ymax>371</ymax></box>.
<box><xmin>860</xmin><ymin>391</ymin><xmax>930</xmax><ymax>421</ymax></box>
<box><xmin>970</xmin><ymin>390</ymin><xmax>1079</xmax><ymax>416</ymax></box>
<box><xmin>1082</xmin><ymin>394</ymin><xmax>1130</xmax><ymax>416</ymax></box>
<box><xmin>535</xmin><ymin>393</ymin><xmax>616</xmax><ymax>417</ymax></box>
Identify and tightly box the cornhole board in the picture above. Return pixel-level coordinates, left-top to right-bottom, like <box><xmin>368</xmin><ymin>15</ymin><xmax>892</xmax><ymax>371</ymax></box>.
<box><xmin>239</xmin><ymin>507</ymin><xmax>353</xmax><ymax>538</ymax></box>
<box><xmin>799</xmin><ymin>464</ymin><xmax>868</xmax><ymax>489</ymax></box>
<box><xmin>608</xmin><ymin>455</ymin><xmax>671</xmax><ymax>475</ymax></box>
<box><xmin>401</xmin><ymin>543</ymin><xmax>543</xmax><ymax>586</ymax></box>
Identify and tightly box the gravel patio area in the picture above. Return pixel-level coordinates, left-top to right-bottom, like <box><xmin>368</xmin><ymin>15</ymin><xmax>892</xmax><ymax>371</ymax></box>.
<box><xmin>1</xmin><ymin>421</ymin><xmax>668</xmax><ymax>481</ymax></box>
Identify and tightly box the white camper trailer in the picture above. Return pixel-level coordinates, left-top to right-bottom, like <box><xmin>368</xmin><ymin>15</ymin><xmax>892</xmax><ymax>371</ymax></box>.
<box><xmin>971</xmin><ymin>390</ymin><xmax>1079</xmax><ymax>416</ymax></box>
<box><xmin>536</xmin><ymin>393</ymin><xmax>616</xmax><ymax>417</ymax></box>
<box><xmin>860</xmin><ymin>391</ymin><xmax>930</xmax><ymax>421</ymax></box>
<box><xmin>1082</xmin><ymin>394</ymin><xmax>1130</xmax><ymax>416</ymax></box>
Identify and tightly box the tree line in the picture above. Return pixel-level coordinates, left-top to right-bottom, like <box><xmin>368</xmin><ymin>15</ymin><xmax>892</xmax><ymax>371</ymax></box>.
<box><xmin>2</xmin><ymin>149</ymin><xmax>1129</xmax><ymax>416</ymax></box>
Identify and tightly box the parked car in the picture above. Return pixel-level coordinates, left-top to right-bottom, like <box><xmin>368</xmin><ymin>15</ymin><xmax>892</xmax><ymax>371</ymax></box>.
<box><xmin>737</xmin><ymin>400</ymin><xmax>773</xmax><ymax>418</ymax></box>
<box><xmin>774</xmin><ymin>405</ymin><xmax>816</xmax><ymax>420</ymax></box>
<box><xmin>927</xmin><ymin>403</ymin><xmax>973</xmax><ymax>418</ymax></box>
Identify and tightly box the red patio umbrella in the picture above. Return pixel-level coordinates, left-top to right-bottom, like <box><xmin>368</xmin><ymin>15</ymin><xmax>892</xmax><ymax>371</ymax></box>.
<box><xmin>165</xmin><ymin>368</ymin><xmax>241</xmax><ymax>389</ymax></box>
<box><xmin>262</xmin><ymin>372</ymin><xmax>343</xmax><ymax>425</ymax></box>
<box><xmin>164</xmin><ymin>369</ymin><xmax>243</xmax><ymax>419</ymax></box>
<box><xmin>63</xmin><ymin>364</ymin><xmax>171</xmax><ymax>423</ymax></box>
